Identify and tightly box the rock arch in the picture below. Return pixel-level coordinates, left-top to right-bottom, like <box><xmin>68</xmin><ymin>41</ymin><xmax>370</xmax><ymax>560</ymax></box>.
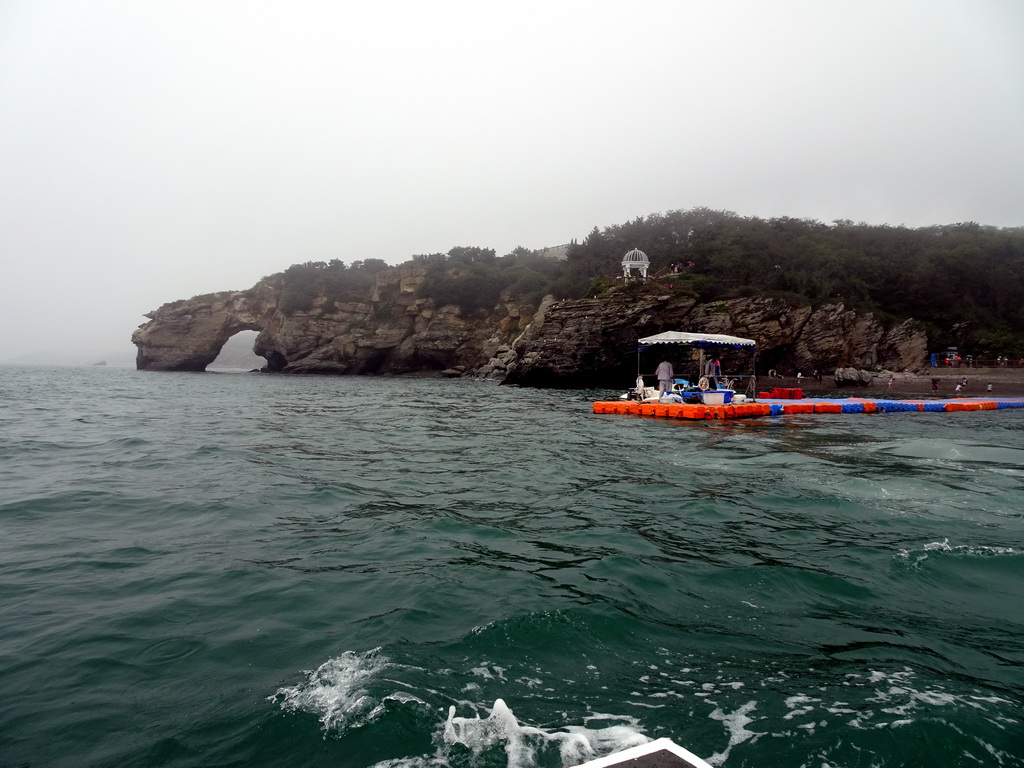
<box><xmin>132</xmin><ymin>290</ymin><xmax>274</xmax><ymax>372</ymax></box>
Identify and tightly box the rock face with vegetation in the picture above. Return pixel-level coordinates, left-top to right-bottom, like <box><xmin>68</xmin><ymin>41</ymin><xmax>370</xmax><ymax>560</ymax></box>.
<box><xmin>503</xmin><ymin>293</ymin><xmax>926</xmax><ymax>387</ymax></box>
<box><xmin>134</xmin><ymin>271</ymin><xmax>925</xmax><ymax>386</ymax></box>
<box><xmin>133</xmin><ymin>265</ymin><xmax>540</xmax><ymax>376</ymax></box>
<box><xmin>133</xmin><ymin>208</ymin><xmax>1024</xmax><ymax>384</ymax></box>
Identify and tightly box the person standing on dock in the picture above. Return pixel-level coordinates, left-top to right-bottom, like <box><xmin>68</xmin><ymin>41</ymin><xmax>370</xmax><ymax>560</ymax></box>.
<box><xmin>705</xmin><ymin>357</ymin><xmax>721</xmax><ymax>388</ymax></box>
<box><xmin>656</xmin><ymin>360</ymin><xmax>674</xmax><ymax>398</ymax></box>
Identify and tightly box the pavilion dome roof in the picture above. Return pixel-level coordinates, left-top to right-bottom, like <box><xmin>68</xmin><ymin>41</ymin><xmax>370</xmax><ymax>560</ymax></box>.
<box><xmin>622</xmin><ymin>248</ymin><xmax>649</xmax><ymax>264</ymax></box>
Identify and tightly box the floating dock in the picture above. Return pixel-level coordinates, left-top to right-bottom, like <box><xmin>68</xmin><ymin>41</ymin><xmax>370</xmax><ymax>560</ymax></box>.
<box><xmin>592</xmin><ymin>397</ymin><xmax>1024</xmax><ymax>420</ymax></box>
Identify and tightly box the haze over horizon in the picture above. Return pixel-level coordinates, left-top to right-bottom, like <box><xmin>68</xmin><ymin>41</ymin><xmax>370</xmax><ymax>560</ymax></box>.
<box><xmin>2</xmin><ymin>1</ymin><xmax>1022</xmax><ymax>365</ymax></box>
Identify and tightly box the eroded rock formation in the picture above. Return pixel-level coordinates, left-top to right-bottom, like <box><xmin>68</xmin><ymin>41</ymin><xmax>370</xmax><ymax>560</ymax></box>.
<box><xmin>502</xmin><ymin>294</ymin><xmax>927</xmax><ymax>387</ymax></box>
<box><xmin>134</xmin><ymin>268</ymin><xmax>928</xmax><ymax>386</ymax></box>
<box><xmin>133</xmin><ymin>267</ymin><xmax>538</xmax><ymax>376</ymax></box>
<box><xmin>503</xmin><ymin>296</ymin><xmax>929</xmax><ymax>387</ymax></box>
<box><xmin>132</xmin><ymin>279</ymin><xmax>281</xmax><ymax>371</ymax></box>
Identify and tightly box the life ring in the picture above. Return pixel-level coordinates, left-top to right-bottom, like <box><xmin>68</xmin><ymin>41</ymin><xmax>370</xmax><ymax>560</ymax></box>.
<box><xmin>698</xmin><ymin>376</ymin><xmax>710</xmax><ymax>391</ymax></box>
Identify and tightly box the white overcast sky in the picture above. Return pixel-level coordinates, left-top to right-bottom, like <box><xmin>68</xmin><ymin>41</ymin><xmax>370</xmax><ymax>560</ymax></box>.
<box><xmin>1</xmin><ymin>0</ymin><xmax>1022</xmax><ymax>363</ymax></box>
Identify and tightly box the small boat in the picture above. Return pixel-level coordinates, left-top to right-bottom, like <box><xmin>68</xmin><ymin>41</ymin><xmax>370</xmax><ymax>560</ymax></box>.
<box><xmin>572</xmin><ymin>737</ymin><xmax>715</xmax><ymax>768</ymax></box>
<box><xmin>625</xmin><ymin>331</ymin><xmax>758</xmax><ymax>405</ymax></box>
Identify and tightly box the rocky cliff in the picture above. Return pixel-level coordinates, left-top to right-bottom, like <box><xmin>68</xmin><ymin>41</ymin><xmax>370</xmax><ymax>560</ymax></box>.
<box><xmin>133</xmin><ymin>268</ymin><xmax>927</xmax><ymax>386</ymax></box>
<box><xmin>503</xmin><ymin>292</ymin><xmax>926</xmax><ymax>387</ymax></box>
<box><xmin>133</xmin><ymin>266</ymin><xmax>537</xmax><ymax>377</ymax></box>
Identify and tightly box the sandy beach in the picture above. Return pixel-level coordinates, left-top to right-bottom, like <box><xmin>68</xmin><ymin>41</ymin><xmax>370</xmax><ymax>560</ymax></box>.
<box><xmin>760</xmin><ymin>367</ymin><xmax>1024</xmax><ymax>399</ymax></box>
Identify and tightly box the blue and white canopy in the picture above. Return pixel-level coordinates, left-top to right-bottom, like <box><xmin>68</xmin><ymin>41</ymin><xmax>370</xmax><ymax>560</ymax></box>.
<box><xmin>637</xmin><ymin>331</ymin><xmax>756</xmax><ymax>350</ymax></box>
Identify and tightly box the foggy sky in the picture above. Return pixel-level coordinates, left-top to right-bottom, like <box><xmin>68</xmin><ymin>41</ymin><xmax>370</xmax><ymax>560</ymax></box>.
<box><xmin>1</xmin><ymin>0</ymin><xmax>1022</xmax><ymax>364</ymax></box>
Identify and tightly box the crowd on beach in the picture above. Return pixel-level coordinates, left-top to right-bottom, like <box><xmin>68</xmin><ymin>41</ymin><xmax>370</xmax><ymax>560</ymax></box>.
<box><xmin>938</xmin><ymin>354</ymin><xmax>1024</xmax><ymax>368</ymax></box>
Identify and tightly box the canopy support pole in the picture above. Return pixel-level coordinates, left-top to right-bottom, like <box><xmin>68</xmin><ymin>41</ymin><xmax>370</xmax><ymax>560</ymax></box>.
<box><xmin>751</xmin><ymin>348</ymin><xmax>758</xmax><ymax>399</ymax></box>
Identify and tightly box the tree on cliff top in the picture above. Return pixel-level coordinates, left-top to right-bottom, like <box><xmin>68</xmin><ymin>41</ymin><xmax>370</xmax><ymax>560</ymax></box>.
<box><xmin>279</xmin><ymin>259</ymin><xmax>388</xmax><ymax>315</ymax></box>
<box><xmin>274</xmin><ymin>208</ymin><xmax>1024</xmax><ymax>354</ymax></box>
<box><xmin>415</xmin><ymin>245</ymin><xmax>559</xmax><ymax>315</ymax></box>
<box><xmin>561</xmin><ymin>210</ymin><xmax>1024</xmax><ymax>352</ymax></box>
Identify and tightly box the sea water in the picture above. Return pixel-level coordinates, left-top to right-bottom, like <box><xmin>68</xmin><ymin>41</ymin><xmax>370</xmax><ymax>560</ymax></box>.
<box><xmin>1</xmin><ymin>365</ymin><xmax>1021</xmax><ymax>768</ymax></box>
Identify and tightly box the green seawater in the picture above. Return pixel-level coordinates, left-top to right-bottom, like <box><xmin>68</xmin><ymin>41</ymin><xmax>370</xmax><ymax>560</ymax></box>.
<box><xmin>1</xmin><ymin>365</ymin><xmax>1022</xmax><ymax>768</ymax></box>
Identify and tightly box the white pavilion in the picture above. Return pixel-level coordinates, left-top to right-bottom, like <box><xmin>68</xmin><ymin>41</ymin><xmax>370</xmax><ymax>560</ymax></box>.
<box><xmin>621</xmin><ymin>248</ymin><xmax>650</xmax><ymax>279</ymax></box>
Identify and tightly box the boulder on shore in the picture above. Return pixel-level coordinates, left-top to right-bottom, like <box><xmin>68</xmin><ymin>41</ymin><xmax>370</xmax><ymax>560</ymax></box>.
<box><xmin>833</xmin><ymin>367</ymin><xmax>873</xmax><ymax>387</ymax></box>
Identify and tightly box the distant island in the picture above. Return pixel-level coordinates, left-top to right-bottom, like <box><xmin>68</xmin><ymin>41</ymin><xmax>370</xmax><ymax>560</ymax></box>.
<box><xmin>132</xmin><ymin>208</ymin><xmax>1024</xmax><ymax>387</ymax></box>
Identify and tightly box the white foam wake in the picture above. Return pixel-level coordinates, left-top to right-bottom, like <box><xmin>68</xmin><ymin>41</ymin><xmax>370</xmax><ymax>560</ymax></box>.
<box><xmin>271</xmin><ymin>651</ymin><xmax>651</xmax><ymax>768</ymax></box>
<box><xmin>894</xmin><ymin>538</ymin><xmax>1020</xmax><ymax>566</ymax></box>
<box><xmin>271</xmin><ymin>648</ymin><xmax>390</xmax><ymax>732</ymax></box>
<box><xmin>372</xmin><ymin>699</ymin><xmax>650</xmax><ymax>768</ymax></box>
<box><xmin>442</xmin><ymin>698</ymin><xmax>650</xmax><ymax>768</ymax></box>
<box><xmin>705</xmin><ymin>701</ymin><xmax>759</xmax><ymax>766</ymax></box>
